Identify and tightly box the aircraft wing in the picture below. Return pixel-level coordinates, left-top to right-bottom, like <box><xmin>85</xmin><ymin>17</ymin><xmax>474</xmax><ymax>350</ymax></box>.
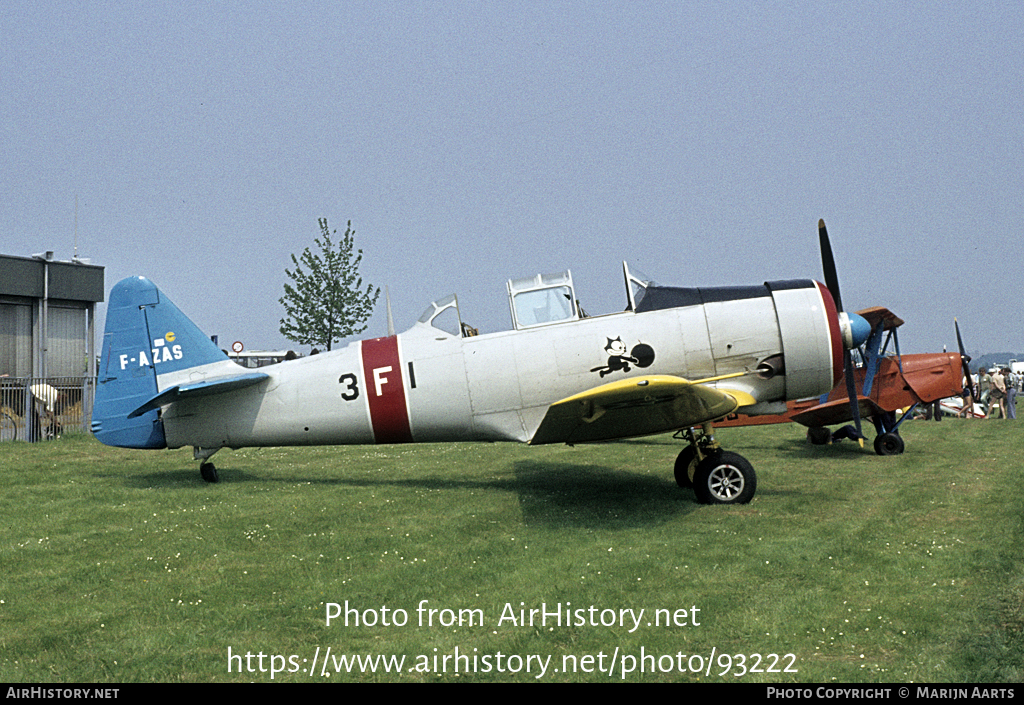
<box><xmin>788</xmin><ymin>396</ymin><xmax>885</xmax><ymax>428</ymax></box>
<box><xmin>128</xmin><ymin>372</ymin><xmax>270</xmax><ymax>419</ymax></box>
<box><xmin>855</xmin><ymin>306</ymin><xmax>904</xmax><ymax>331</ymax></box>
<box><xmin>530</xmin><ymin>375</ymin><xmax>756</xmax><ymax>445</ymax></box>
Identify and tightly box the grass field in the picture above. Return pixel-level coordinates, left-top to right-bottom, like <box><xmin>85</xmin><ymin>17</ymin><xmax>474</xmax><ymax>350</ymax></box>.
<box><xmin>1</xmin><ymin>419</ymin><xmax>1022</xmax><ymax>682</ymax></box>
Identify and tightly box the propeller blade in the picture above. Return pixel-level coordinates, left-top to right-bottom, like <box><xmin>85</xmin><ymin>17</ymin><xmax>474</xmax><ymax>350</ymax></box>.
<box><xmin>818</xmin><ymin>219</ymin><xmax>843</xmax><ymax>312</ymax></box>
<box><xmin>955</xmin><ymin>318</ymin><xmax>968</xmax><ymax>359</ymax></box>
<box><xmin>955</xmin><ymin>318</ymin><xmax>977</xmax><ymax>404</ymax></box>
<box><xmin>820</xmin><ymin>218</ymin><xmax>862</xmax><ymax>444</ymax></box>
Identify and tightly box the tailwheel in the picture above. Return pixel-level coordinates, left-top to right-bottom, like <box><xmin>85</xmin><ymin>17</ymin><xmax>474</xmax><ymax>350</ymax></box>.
<box><xmin>194</xmin><ymin>447</ymin><xmax>221</xmax><ymax>483</ymax></box>
<box><xmin>200</xmin><ymin>462</ymin><xmax>219</xmax><ymax>483</ymax></box>
<box><xmin>693</xmin><ymin>451</ymin><xmax>757</xmax><ymax>505</ymax></box>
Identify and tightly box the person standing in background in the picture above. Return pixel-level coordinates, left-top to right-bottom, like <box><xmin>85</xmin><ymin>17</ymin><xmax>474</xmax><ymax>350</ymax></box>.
<box><xmin>979</xmin><ymin>367</ymin><xmax>992</xmax><ymax>413</ymax></box>
<box><xmin>988</xmin><ymin>368</ymin><xmax>1006</xmax><ymax>418</ymax></box>
<box><xmin>1004</xmin><ymin>368</ymin><xmax>1016</xmax><ymax>420</ymax></box>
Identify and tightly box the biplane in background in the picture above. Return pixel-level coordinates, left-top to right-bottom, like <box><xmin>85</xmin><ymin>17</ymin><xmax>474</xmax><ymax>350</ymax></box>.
<box><xmin>938</xmin><ymin>392</ymin><xmax>986</xmax><ymax>419</ymax></box>
<box><xmin>92</xmin><ymin>220</ymin><xmax>873</xmax><ymax>504</ymax></box>
<box><xmin>718</xmin><ymin>311</ymin><xmax>973</xmax><ymax>455</ymax></box>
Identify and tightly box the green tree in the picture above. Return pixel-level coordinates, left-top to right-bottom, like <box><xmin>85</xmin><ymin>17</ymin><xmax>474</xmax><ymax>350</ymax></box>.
<box><xmin>279</xmin><ymin>218</ymin><xmax>381</xmax><ymax>351</ymax></box>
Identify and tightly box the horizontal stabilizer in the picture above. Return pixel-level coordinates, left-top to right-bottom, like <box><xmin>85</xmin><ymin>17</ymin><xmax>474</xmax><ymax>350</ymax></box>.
<box><xmin>128</xmin><ymin>372</ymin><xmax>269</xmax><ymax>419</ymax></box>
<box><xmin>531</xmin><ymin>375</ymin><xmax>755</xmax><ymax>445</ymax></box>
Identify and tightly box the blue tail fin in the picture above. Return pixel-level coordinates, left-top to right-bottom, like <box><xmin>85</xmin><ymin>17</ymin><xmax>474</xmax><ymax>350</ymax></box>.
<box><xmin>92</xmin><ymin>276</ymin><xmax>228</xmax><ymax>448</ymax></box>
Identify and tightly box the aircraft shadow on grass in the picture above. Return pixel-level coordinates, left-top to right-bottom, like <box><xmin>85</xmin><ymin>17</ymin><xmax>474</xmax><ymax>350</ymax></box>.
<box><xmin>775</xmin><ymin>436</ymin><xmax>872</xmax><ymax>456</ymax></box>
<box><xmin>115</xmin><ymin>460</ymin><xmax>704</xmax><ymax>529</ymax></box>
<box><xmin>509</xmin><ymin>461</ymin><xmax>700</xmax><ymax>529</ymax></box>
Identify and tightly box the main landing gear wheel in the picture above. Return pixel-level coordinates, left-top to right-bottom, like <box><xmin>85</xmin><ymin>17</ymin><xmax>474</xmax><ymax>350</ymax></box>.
<box><xmin>693</xmin><ymin>451</ymin><xmax>757</xmax><ymax>505</ymax></box>
<box><xmin>873</xmin><ymin>432</ymin><xmax>905</xmax><ymax>456</ymax></box>
<box><xmin>674</xmin><ymin>446</ymin><xmax>698</xmax><ymax>488</ymax></box>
<box><xmin>200</xmin><ymin>462</ymin><xmax>219</xmax><ymax>483</ymax></box>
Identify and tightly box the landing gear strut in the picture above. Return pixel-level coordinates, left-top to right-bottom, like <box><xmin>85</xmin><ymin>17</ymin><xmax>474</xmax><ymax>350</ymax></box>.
<box><xmin>674</xmin><ymin>423</ymin><xmax>756</xmax><ymax>504</ymax></box>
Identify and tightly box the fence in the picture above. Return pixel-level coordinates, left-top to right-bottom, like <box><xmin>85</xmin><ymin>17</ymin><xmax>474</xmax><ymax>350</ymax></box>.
<box><xmin>0</xmin><ymin>376</ymin><xmax>95</xmax><ymax>442</ymax></box>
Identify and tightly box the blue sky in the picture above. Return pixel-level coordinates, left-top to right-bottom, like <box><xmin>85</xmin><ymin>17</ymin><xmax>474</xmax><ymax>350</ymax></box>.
<box><xmin>3</xmin><ymin>1</ymin><xmax>1022</xmax><ymax>356</ymax></box>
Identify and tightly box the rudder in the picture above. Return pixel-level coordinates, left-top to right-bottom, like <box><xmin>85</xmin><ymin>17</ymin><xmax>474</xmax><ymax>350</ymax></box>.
<box><xmin>92</xmin><ymin>276</ymin><xmax>227</xmax><ymax>448</ymax></box>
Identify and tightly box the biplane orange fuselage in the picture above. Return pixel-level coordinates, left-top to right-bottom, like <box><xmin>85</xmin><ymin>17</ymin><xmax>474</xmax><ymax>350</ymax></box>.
<box><xmin>716</xmin><ymin>301</ymin><xmax>969</xmax><ymax>455</ymax></box>
<box><xmin>718</xmin><ymin>351</ymin><xmax>964</xmax><ymax>431</ymax></box>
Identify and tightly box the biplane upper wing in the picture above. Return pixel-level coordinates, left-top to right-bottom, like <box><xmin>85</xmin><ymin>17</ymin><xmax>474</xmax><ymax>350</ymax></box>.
<box><xmin>855</xmin><ymin>306</ymin><xmax>904</xmax><ymax>331</ymax></box>
<box><xmin>530</xmin><ymin>375</ymin><xmax>756</xmax><ymax>445</ymax></box>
